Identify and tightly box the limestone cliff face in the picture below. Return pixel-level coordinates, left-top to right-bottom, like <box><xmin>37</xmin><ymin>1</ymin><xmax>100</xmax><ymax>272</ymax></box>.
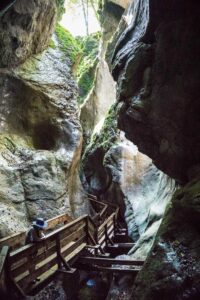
<box><xmin>0</xmin><ymin>0</ymin><xmax>57</xmax><ymax>67</ymax></box>
<box><xmin>82</xmin><ymin>0</ymin><xmax>176</xmax><ymax>265</ymax></box>
<box><xmin>109</xmin><ymin>0</ymin><xmax>200</xmax><ymax>184</ymax></box>
<box><xmin>108</xmin><ymin>0</ymin><xmax>200</xmax><ymax>299</ymax></box>
<box><xmin>105</xmin><ymin>138</ymin><xmax>176</xmax><ymax>259</ymax></box>
<box><xmin>80</xmin><ymin>0</ymin><xmax>126</xmax><ymax>147</ymax></box>
<box><xmin>0</xmin><ymin>1</ymin><xmax>87</xmax><ymax>237</ymax></box>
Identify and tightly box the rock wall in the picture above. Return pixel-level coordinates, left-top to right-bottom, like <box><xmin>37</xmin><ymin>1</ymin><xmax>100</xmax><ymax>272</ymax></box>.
<box><xmin>0</xmin><ymin>1</ymin><xmax>87</xmax><ymax>237</ymax></box>
<box><xmin>104</xmin><ymin>135</ymin><xmax>176</xmax><ymax>259</ymax></box>
<box><xmin>80</xmin><ymin>0</ymin><xmax>126</xmax><ymax>147</ymax></box>
<box><xmin>109</xmin><ymin>0</ymin><xmax>200</xmax><ymax>184</ymax></box>
<box><xmin>0</xmin><ymin>0</ymin><xmax>57</xmax><ymax>67</ymax></box>
<box><xmin>108</xmin><ymin>0</ymin><xmax>200</xmax><ymax>299</ymax></box>
<box><xmin>132</xmin><ymin>178</ymin><xmax>200</xmax><ymax>300</ymax></box>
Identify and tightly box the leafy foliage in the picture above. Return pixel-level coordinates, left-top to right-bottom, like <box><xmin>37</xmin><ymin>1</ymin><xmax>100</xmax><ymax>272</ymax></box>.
<box><xmin>56</xmin><ymin>0</ymin><xmax>65</xmax><ymax>21</ymax></box>
<box><xmin>55</xmin><ymin>24</ymin><xmax>100</xmax><ymax>103</ymax></box>
<box><xmin>55</xmin><ymin>24</ymin><xmax>82</xmax><ymax>63</ymax></box>
<box><xmin>76</xmin><ymin>32</ymin><xmax>101</xmax><ymax>103</ymax></box>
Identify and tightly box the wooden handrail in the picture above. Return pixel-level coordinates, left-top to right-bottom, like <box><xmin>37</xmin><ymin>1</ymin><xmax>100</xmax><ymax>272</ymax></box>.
<box><xmin>44</xmin><ymin>215</ymin><xmax>87</xmax><ymax>240</ymax></box>
<box><xmin>0</xmin><ymin>213</ymin><xmax>73</xmax><ymax>250</ymax></box>
<box><xmin>2</xmin><ymin>198</ymin><xmax>121</xmax><ymax>296</ymax></box>
<box><xmin>98</xmin><ymin>212</ymin><xmax>116</xmax><ymax>232</ymax></box>
<box><xmin>88</xmin><ymin>198</ymin><xmax>107</xmax><ymax>208</ymax></box>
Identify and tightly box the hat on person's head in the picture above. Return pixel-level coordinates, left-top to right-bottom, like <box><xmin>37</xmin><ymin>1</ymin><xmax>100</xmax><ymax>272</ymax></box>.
<box><xmin>32</xmin><ymin>218</ymin><xmax>48</xmax><ymax>229</ymax></box>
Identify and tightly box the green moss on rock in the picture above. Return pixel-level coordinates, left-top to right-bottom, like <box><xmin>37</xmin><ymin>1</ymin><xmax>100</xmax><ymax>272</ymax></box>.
<box><xmin>76</xmin><ymin>32</ymin><xmax>100</xmax><ymax>104</ymax></box>
<box><xmin>49</xmin><ymin>39</ymin><xmax>56</xmax><ymax>49</ymax></box>
<box><xmin>55</xmin><ymin>24</ymin><xmax>82</xmax><ymax>63</ymax></box>
<box><xmin>84</xmin><ymin>103</ymin><xmax>120</xmax><ymax>158</ymax></box>
<box><xmin>54</xmin><ymin>24</ymin><xmax>100</xmax><ymax>104</ymax></box>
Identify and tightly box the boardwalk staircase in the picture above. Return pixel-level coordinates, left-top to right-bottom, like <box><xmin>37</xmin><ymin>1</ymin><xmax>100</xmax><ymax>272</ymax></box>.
<box><xmin>0</xmin><ymin>195</ymin><xmax>144</xmax><ymax>298</ymax></box>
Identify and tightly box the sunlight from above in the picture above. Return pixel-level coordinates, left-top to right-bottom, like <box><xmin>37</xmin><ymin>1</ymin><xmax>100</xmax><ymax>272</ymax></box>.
<box><xmin>60</xmin><ymin>1</ymin><xmax>100</xmax><ymax>36</ymax></box>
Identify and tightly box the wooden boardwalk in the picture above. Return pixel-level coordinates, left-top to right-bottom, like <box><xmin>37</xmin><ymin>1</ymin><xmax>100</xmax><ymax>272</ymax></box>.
<box><xmin>0</xmin><ymin>195</ymin><xmax>144</xmax><ymax>297</ymax></box>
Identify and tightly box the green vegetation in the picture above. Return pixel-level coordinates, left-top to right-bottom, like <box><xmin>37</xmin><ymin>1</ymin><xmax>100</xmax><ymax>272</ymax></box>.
<box><xmin>89</xmin><ymin>103</ymin><xmax>119</xmax><ymax>152</ymax></box>
<box><xmin>76</xmin><ymin>32</ymin><xmax>100</xmax><ymax>104</ymax></box>
<box><xmin>56</xmin><ymin>0</ymin><xmax>65</xmax><ymax>21</ymax></box>
<box><xmin>55</xmin><ymin>24</ymin><xmax>100</xmax><ymax>104</ymax></box>
<box><xmin>55</xmin><ymin>24</ymin><xmax>82</xmax><ymax>63</ymax></box>
<box><xmin>49</xmin><ymin>39</ymin><xmax>56</xmax><ymax>49</ymax></box>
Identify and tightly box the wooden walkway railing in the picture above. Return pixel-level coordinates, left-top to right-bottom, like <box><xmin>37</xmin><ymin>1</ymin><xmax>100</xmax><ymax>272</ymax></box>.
<box><xmin>0</xmin><ymin>197</ymin><xmax>120</xmax><ymax>297</ymax></box>
<box><xmin>0</xmin><ymin>213</ymin><xmax>73</xmax><ymax>250</ymax></box>
<box><xmin>0</xmin><ymin>197</ymin><xmax>143</xmax><ymax>298</ymax></box>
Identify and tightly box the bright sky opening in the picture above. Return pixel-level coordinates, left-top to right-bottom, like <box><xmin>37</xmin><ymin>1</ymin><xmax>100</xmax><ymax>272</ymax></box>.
<box><xmin>60</xmin><ymin>1</ymin><xmax>100</xmax><ymax>36</ymax></box>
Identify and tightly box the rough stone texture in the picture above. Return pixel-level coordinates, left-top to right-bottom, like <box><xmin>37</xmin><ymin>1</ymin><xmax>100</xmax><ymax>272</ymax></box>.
<box><xmin>80</xmin><ymin>56</ymin><xmax>116</xmax><ymax>146</ymax></box>
<box><xmin>107</xmin><ymin>0</ymin><xmax>200</xmax><ymax>298</ymax></box>
<box><xmin>0</xmin><ymin>0</ymin><xmax>57</xmax><ymax>67</ymax></box>
<box><xmin>132</xmin><ymin>177</ymin><xmax>200</xmax><ymax>300</ymax></box>
<box><xmin>103</xmin><ymin>133</ymin><xmax>176</xmax><ymax>258</ymax></box>
<box><xmin>81</xmin><ymin>104</ymin><xmax>120</xmax><ymax>197</ymax></box>
<box><xmin>110</xmin><ymin>0</ymin><xmax>200</xmax><ymax>184</ymax></box>
<box><xmin>0</xmin><ymin>37</ymin><xmax>87</xmax><ymax>237</ymax></box>
<box><xmin>80</xmin><ymin>0</ymin><xmax>123</xmax><ymax>148</ymax></box>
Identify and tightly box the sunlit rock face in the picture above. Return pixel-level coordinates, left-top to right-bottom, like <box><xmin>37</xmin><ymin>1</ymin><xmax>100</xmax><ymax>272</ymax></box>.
<box><xmin>103</xmin><ymin>133</ymin><xmax>176</xmax><ymax>258</ymax></box>
<box><xmin>80</xmin><ymin>0</ymin><xmax>123</xmax><ymax>146</ymax></box>
<box><xmin>0</xmin><ymin>0</ymin><xmax>57</xmax><ymax>67</ymax></box>
<box><xmin>0</xmin><ymin>40</ymin><xmax>87</xmax><ymax>237</ymax></box>
<box><xmin>80</xmin><ymin>55</ymin><xmax>117</xmax><ymax>146</ymax></box>
<box><xmin>109</xmin><ymin>0</ymin><xmax>200</xmax><ymax>183</ymax></box>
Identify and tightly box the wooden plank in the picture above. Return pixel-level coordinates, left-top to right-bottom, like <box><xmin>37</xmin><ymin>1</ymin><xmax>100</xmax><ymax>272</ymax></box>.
<box><xmin>11</xmin><ymin>242</ymin><xmax>57</xmax><ymax>278</ymax></box>
<box><xmin>62</xmin><ymin>236</ymin><xmax>86</xmax><ymax>259</ymax></box>
<box><xmin>46</xmin><ymin>213</ymin><xmax>73</xmax><ymax>230</ymax></box>
<box><xmin>78</xmin><ymin>256</ymin><xmax>144</xmax><ymax>266</ymax></box>
<box><xmin>9</xmin><ymin>215</ymin><xmax>87</xmax><ymax>263</ymax></box>
<box><xmin>59</xmin><ymin>220</ymin><xmax>86</xmax><ymax>241</ymax></box>
<box><xmin>18</xmin><ymin>240</ymin><xmax>86</xmax><ymax>291</ymax></box>
<box><xmin>65</xmin><ymin>243</ymin><xmax>86</xmax><ymax>262</ymax></box>
<box><xmin>11</xmin><ymin>224</ymin><xmax>86</xmax><ymax>278</ymax></box>
<box><xmin>18</xmin><ymin>255</ymin><xmax>58</xmax><ymax>291</ymax></box>
<box><xmin>60</xmin><ymin>225</ymin><xmax>86</xmax><ymax>248</ymax></box>
<box><xmin>98</xmin><ymin>213</ymin><xmax>115</xmax><ymax>232</ymax></box>
<box><xmin>99</xmin><ymin>205</ymin><xmax>108</xmax><ymax>217</ymax></box>
<box><xmin>97</xmin><ymin>223</ymin><xmax>114</xmax><ymax>241</ymax></box>
<box><xmin>0</xmin><ymin>232</ymin><xmax>25</xmax><ymax>249</ymax></box>
<box><xmin>45</xmin><ymin>215</ymin><xmax>87</xmax><ymax>240</ymax></box>
<box><xmin>88</xmin><ymin>265</ymin><xmax>141</xmax><ymax>274</ymax></box>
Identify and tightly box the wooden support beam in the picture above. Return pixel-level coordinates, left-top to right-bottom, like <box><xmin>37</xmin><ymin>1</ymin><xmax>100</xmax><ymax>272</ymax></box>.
<box><xmin>107</xmin><ymin>243</ymin><xmax>135</xmax><ymax>250</ymax></box>
<box><xmin>77</xmin><ymin>263</ymin><xmax>141</xmax><ymax>274</ymax></box>
<box><xmin>78</xmin><ymin>256</ymin><xmax>144</xmax><ymax>266</ymax></box>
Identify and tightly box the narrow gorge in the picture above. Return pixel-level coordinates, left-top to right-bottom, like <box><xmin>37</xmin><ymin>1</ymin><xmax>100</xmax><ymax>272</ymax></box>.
<box><xmin>0</xmin><ymin>0</ymin><xmax>200</xmax><ymax>300</ymax></box>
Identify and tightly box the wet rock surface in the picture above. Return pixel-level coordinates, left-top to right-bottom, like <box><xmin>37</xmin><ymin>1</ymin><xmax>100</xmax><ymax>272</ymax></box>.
<box><xmin>110</xmin><ymin>0</ymin><xmax>200</xmax><ymax>183</ymax></box>
<box><xmin>132</xmin><ymin>177</ymin><xmax>200</xmax><ymax>300</ymax></box>
<box><xmin>0</xmin><ymin>0</ymin><xmax>57</xmax><ymax>67</ymax></box>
